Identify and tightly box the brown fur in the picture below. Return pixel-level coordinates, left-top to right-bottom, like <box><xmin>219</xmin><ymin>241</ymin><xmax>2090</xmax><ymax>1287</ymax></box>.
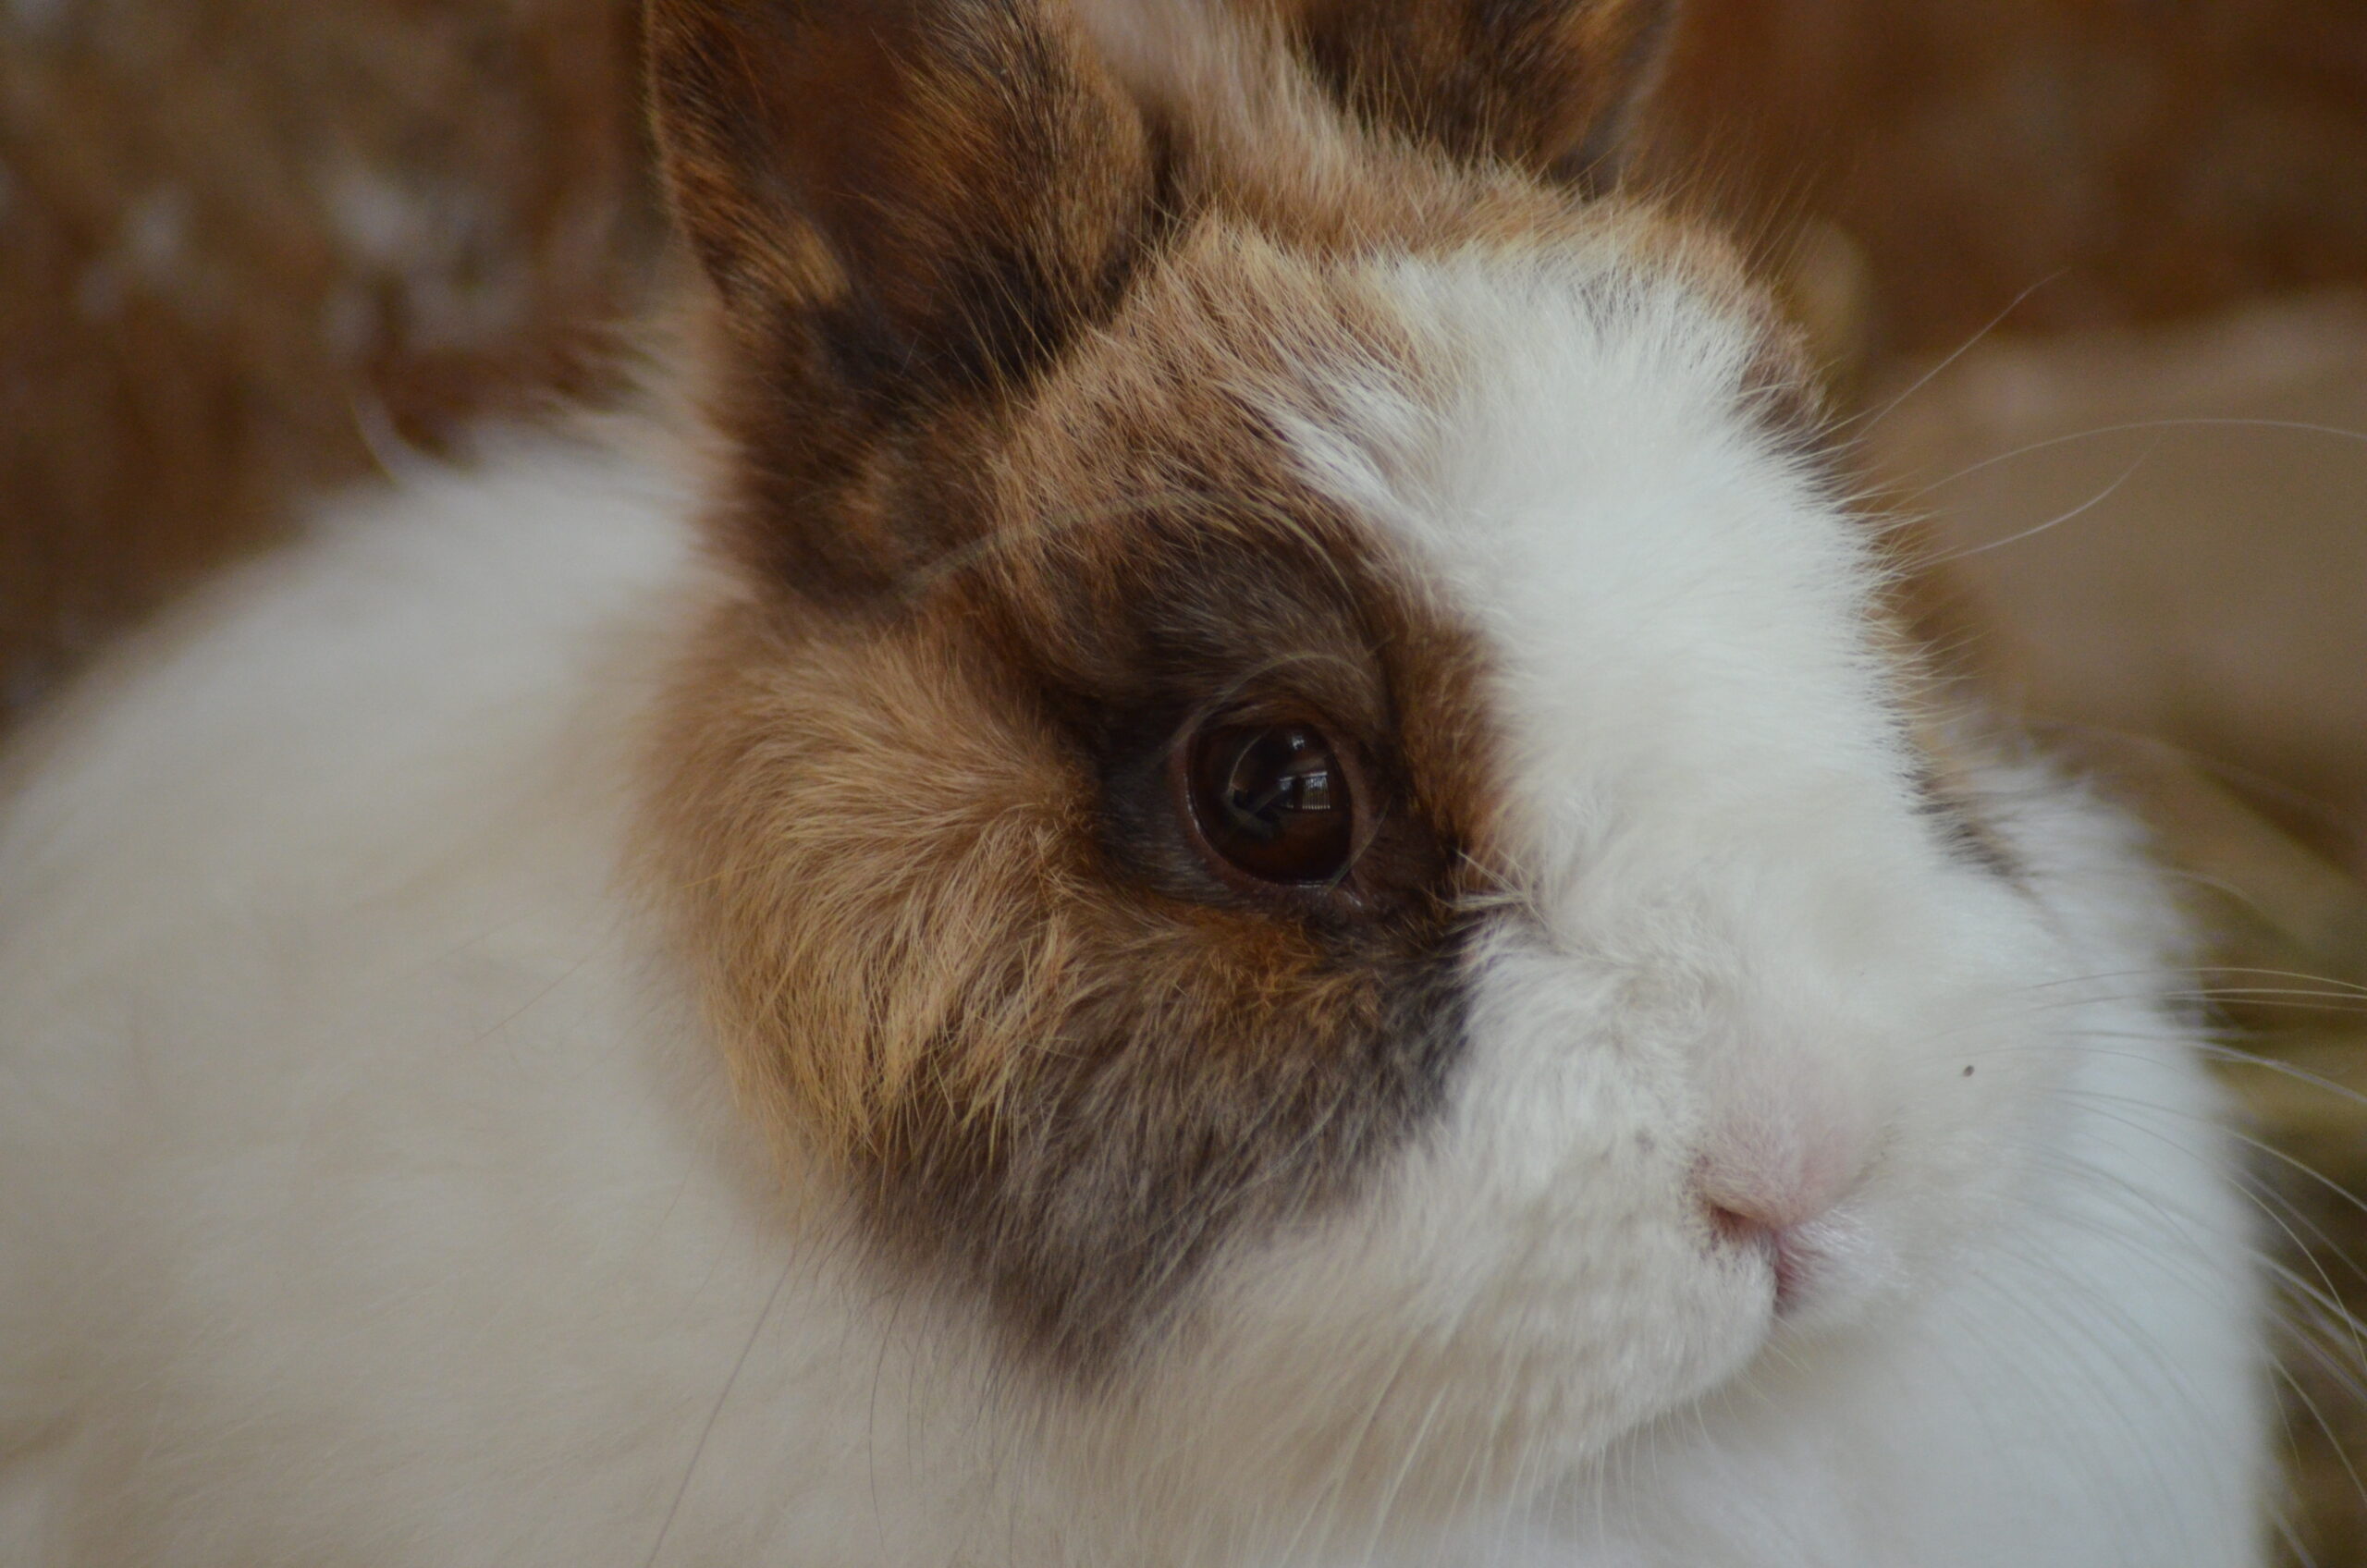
<box><xmin>1280</xmin><ymin>0</ymin><xmax>1674</xmax><ymax>185</ymax></box>
<box><xmin>642</xmin><ymin>227</ymin><xmax>1506</xmax><ymax>1366</ymax></box>
<box><xmin>645</xmin><ymin>0</ymin><xmax>1171</xmax><ymax>600</ymax></box>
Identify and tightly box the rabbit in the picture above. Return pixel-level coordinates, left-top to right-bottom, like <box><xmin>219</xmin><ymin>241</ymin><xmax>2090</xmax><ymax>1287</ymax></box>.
<box><xmin>0</xmin><ymin>0</ymin><xmax>2270</xmax><ymax>1563</ymax></box>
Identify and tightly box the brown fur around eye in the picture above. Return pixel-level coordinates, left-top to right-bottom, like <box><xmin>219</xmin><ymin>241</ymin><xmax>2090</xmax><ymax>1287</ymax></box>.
<box><xmin>642</xmin><ymin>582</ymin><xmax>1481</xmax><ymax>1369</ymax></box>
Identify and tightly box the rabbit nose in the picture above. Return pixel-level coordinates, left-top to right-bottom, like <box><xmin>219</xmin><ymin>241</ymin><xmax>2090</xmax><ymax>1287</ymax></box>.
<box><xmin>1697</xmin><ymin>1143</ymin><xmax>1854</xmax><ymax>1234</ymax></box>
<box><xmin>1696</xmin><ymin>1099</ymin><xmax>1871</xmax><ymax>1317</ymax></box>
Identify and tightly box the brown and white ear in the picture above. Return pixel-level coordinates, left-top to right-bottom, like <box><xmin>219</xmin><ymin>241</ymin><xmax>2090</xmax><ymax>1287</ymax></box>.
<box><xmin>1274</xmin><ymin>0</ymin><xmax>1678</xmax><ymax>189</ymax></box>
<box><xmin>644</xmin><ymin>0</ymin><xmax>1161</xmax><ymax>401</ymax></box>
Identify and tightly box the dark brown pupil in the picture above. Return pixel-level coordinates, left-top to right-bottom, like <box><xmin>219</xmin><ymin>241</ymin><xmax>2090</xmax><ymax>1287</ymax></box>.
<box><xmin>1189</xmin><ymin>723</ymin><xmax>1355</xmax><ymax>885</ymax></box>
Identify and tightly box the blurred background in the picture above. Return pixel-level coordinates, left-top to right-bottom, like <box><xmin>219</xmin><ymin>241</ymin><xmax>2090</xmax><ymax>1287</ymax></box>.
<box><xmin>3</xmin><ymin>0</ymin><xmax>2363</xmax><ymax>1556</ymax></box>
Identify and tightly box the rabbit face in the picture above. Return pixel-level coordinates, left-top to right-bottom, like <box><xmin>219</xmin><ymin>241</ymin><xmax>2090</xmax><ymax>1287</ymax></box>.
<box><xmin>1085</xmin><ymin>246</ymin><xmax>2076</xmax><ymax>1514</ymax></box>
<box><xmin>639</xmin><ymin>0</ymin><xmax>2071</xmax><ymax>1525</ymax></box>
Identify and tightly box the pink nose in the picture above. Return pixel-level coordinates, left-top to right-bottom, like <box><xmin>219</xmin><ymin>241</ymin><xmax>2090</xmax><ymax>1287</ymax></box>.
<box><xmin>1697</xmin><ymin>1133</ymin><xmax>1863</xmax><ymax>1316</ymax></box>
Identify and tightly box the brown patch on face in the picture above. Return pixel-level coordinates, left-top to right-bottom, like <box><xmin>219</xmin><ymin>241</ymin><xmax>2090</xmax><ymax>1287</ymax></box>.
<box><xmin>642</xmin><ymin>266</ymin><xmax>1501</xmax><ymax>1366</ymax></box>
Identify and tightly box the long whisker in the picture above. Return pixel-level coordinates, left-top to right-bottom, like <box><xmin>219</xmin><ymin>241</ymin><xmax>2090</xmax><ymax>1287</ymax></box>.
<box><xmin>644</xmin><ymin>1252</ymin><xmax>797</xmax><ymax>1568</ymax></box>
<box><xmin>1830</xmin><ymin>270</ymin><xmax>2069</xmax><ymax>439</ymax></box>
<box><xmin>1930</xmin><ymin>435</ymin><xmax>2165</xmax><ymax>563</ymax></box>
<box><xmin>1898</xmin><ymin>415</ymin><xmax>2367</xmax><ymax>500</ymax></box>
<box><xmin>2003</xmin><ymin>1112</ymin><xmax>2367</xmax><ymax>1530</ymax></box>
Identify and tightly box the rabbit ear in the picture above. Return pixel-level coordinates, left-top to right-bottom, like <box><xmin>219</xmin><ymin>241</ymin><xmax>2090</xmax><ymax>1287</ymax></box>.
<box><xmin>1279</xmin><ymin>0</ymin><xmax>1677</xmax><ymax>189</ymax></box>
<box><xmin>645</xmin><ymin>0</ymin><xmax>1161</xmax><ymax>403</ymax></box>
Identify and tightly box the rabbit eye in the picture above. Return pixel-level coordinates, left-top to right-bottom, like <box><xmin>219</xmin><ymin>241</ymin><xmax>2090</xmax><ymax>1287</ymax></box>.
<box><xmin>1184</xmin><ymin>722</ymin><xmax>1355</xmax><ymax>887</ymax></box>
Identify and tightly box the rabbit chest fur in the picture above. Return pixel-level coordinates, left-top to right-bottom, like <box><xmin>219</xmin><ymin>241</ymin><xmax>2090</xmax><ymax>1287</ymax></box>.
<box><xmin>0</xmin><ymin>1</ymin><xmax>2267</xmax><ymax>1563</ymax></box>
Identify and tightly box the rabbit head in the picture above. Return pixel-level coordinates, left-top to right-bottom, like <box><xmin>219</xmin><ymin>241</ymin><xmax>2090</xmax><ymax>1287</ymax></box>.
<box><xmin>636</xmin><ymin>0</ymin><xmax>2077</xmax><ymax>1529</ymax></box>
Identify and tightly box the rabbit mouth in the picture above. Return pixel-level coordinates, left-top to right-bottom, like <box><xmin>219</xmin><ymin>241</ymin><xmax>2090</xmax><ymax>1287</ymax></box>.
<box><xmin>1712</xmin><ymin>1201</ymin><xmax>1891</xmax><ymax>1329</ymax></box>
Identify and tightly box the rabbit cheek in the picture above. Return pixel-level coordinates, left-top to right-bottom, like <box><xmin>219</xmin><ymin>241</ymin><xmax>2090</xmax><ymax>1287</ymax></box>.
<box><xmin>641</xmin><ymin>604</ymin><xmax>1480</xmax><ymax>1379</ymax></box>
<box><xmin>865</xmin><ymin>912</ymin><xmax>1478</xmax><ymax>1378</ymax></box>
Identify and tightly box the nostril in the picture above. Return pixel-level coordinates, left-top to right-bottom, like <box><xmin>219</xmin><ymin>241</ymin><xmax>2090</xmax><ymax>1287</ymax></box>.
<box><xmin>1705</xmin><ymin>1201</ymin><xmax>1811</xmax><ymax>1315</ymax></box>
<box><xmin>1707</xmin><ymin>1200</ymin><xmax>1774</xmax><ymax>1251</ymax></box>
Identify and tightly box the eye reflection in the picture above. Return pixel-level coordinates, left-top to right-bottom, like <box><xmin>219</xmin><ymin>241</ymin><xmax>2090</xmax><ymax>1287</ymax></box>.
<box><xmin>1186</xmin><ymin>722</ymin><xmax>1355</xmax><ymax>886</ymax></box>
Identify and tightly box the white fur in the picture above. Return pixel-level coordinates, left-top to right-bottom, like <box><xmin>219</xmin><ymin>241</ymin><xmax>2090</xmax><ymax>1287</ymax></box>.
<box><xmin>1247</xmin><ymin>249</ymin><xmax>2268</xmax><ymax>1562</ymax></box>
<box><xmin>0</xmin><ymin>259</ymin><xmax>2267</xmax><ymax>1564</ymax></box>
